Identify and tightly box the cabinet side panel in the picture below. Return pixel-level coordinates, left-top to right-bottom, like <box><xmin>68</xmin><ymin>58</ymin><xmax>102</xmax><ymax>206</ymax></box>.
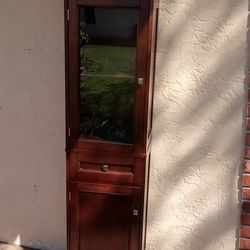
<box><xmin>146</xmin><ymin>4</ymin><xmax>158</xmax><ymax>144</ymax></box>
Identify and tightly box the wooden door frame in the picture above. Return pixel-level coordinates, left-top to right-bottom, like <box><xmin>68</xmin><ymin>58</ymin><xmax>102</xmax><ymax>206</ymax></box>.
<box><xmin>66</xmin><ymin>0</ymin><xmax>151</xmax><ymax>156</ymax></box>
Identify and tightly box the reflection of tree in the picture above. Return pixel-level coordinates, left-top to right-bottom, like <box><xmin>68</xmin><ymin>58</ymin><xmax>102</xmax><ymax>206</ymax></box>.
<box><xmin>79</xmin><ymin>22</ymin><xmax>135</xmax><ymax>143</ymax></box>
<box><xmin>80</xmin><ymin>22</ymin><xmax>92</xmax><ymax>75</ymax></box>
<box><xmin>80</xmin><ymin>74</ymin><xmax>134</xmax><ymax>144</ymax></box>
<box><xmin>80</xmin><ymin>22</ymin><xmax>89</xmax><ymax>47</ymax></box>
<box><xmin>80</xmin><ymin>23</ymin><xmax>102</xmax><ymax>75</ymax></box>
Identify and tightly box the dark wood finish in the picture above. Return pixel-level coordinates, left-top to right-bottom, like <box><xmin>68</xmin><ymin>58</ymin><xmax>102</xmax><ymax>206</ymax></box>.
<box><xmin>78</xmin><ymin>0</ymin><xmax>139</xmax><ymax>7</ymax></box>
<box><xmin>65</xmin><ymin>0</ymin><xmax>71</xmax><ymax>249</ymax></box>
<box><xmin>68</xmin><ymin>0</ymin><xmax>80</xmax><ymax>148</ymax></box>
<box><xmin>67</xmin><ymin>0</ymin><xmax>157</xmax><ymax>155</ymax></box>
<box><xmin>71</xmin><ymin>139</ymin><xmax>134</xmax><ymax>156</ymax></box>
<box><xmin>146</xmin><ymin>6</ymin><xmax>158</xmax><ymax>143</ymax></box>
<box><xmin>70</xmin><ymin>153</ymin><xmax>135</xmax><ymax>184</ymax></box>
<box><xmin>133</xmin><ymin>0</ymin><xmax>149</xmax><ymax>154</ymax></box>
<box><xmin>142</xmin><ymin>153</ymin><xmax>151</xmax><ymax>249</ymax></box>
<box><xmin>66</xmin><ymin>0</ymin><xmax>157</xmax><ymax>249</ymax></box>
<box><xmin>70</xmin><ymin>183</ymin><xmax>141</xmax><ymax>250</ymax></box>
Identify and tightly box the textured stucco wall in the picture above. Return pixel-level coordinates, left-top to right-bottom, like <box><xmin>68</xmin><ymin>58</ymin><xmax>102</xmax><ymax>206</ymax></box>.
<box><xmin>0</xmin><ymin>0</ymin><xmax>247</xmax><ymax>250</ymax></box>
<box><xmin>0</xmin><ymin>1</ymin><xmax>66</xmax><ymax>249</ymax></box>
<box><xmin>147</xmin><ymin>0</ymin><xmax>248</xmax><ymax>249</ymax></box>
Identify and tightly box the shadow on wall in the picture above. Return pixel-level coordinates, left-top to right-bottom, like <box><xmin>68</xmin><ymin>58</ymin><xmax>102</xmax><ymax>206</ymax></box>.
<box><xmin>147</xmin><ymin>0</ymin><xmax>248</xmax><ymax>249</ymax></box>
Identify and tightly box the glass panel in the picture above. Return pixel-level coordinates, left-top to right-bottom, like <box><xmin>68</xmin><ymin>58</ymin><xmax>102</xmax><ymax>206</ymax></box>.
<box><xmin>79</xmin><ymin>7</ymin><xmax>138</xmax><ymax>144</ymax></box>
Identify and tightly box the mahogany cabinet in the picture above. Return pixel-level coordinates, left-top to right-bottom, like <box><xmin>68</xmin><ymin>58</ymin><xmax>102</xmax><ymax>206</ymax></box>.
<box><xmin>65</xmin><ymin>0</ymin><xmax>158</xmax><ymax>249</ymax></box>
<box><xmin>70</xmin><ymin>183</ymin><xmax>141</xmax><ymax>250</ymax></box>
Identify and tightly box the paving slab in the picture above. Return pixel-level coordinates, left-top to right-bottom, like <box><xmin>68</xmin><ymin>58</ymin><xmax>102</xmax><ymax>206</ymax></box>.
<box><xmin>0</xmin><ymin>243</ymin><xmax>36</xmax><ymax>250</ymax></box>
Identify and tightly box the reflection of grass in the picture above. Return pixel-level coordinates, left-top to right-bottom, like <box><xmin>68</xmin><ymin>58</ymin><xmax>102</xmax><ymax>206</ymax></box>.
<box><xmin>81</xmin><ymin>45</ymin><xmax>135</xmax><ymax>75</ymax></box>
<box><xmin>80</xmin><ymin>45</ymin><xmax>136</xmax><ymax>144</ymax></box>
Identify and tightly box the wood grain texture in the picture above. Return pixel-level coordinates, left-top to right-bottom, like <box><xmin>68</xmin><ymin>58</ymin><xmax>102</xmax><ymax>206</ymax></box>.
<box><xmin>78</xmin><ymin>0</ymin><xmax>139</xmax><ymax>7</ymax></box>
<box><xmin>66</xmin><ymin>0</ymin><xmax>157</xmax><ymax>249</ymax></box>
<box><xmin>69</xmin><ymin>183</ymin><xmax>141</xmax><ymax>250</ymax></box>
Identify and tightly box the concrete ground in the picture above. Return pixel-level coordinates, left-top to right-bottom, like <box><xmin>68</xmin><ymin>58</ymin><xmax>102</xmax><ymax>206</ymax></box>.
<box><xmin>0</xmin><ymin>243</ymin><xmax>36</xmax><ymax>250</ymax></box>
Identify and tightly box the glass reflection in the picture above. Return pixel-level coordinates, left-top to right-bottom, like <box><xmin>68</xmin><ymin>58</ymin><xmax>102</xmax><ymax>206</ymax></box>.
<box><xmin>79</xmin><ymin>7</ymin><xmax>138</xmax><ymax>144</ymax></box>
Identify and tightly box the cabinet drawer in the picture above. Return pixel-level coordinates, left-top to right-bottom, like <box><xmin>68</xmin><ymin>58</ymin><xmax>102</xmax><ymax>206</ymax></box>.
<box><xmin>78</xmin><ymin>162</ymin><xmax>134</xmax><ymax>183</ymax></box>
<box><xmin>69</xmin><ymin>153</ymin><xmax>135</xmax><ymax>184</ymax></box>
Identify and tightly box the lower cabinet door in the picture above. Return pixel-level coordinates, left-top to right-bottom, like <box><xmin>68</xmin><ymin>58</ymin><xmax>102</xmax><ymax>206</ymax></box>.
<box><xmin>69</xmin><ymin>182</ymin><xmax>141</xmax><ymax>250</ymax></box>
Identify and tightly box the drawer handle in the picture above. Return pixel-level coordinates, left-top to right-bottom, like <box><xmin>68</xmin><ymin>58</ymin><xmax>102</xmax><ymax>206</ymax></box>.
<box><xmin>78</xmin><ymin>168</ymin><xmax>84</xmax><ymax>172</ymax></box>
<box><xmin>101</xmin><ymin>164</ymin><xmax>109</xmax><ymax>172</ymax></box>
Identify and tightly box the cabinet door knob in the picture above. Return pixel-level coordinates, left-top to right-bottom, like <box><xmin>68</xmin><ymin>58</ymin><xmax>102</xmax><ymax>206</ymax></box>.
<box><xmin>133</xmin><ymin>209</ymin><xmax>139</xmax><ymax>216</ymax></box>
<box><xmin>101</xmin><ymin>164</ymin><xmax>109</xmax><ymax>172</ymax></box>
<box><xmin>138</xmin><ymin>77</ymin><xmax>144</xmax><ymax>85</ymax></box>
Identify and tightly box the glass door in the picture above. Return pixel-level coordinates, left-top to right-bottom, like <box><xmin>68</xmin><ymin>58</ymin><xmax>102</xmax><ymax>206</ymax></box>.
<box><xmin>79</xmin><ymin>7</ymin><xmax>138</xmax><ymax>144</ymax></box>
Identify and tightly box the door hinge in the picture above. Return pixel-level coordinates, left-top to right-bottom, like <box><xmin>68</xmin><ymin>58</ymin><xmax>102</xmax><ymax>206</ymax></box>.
<box><xmin>67</xmin><ymin>9</ymin><xmax>70</xmax><ymax>21</ymax></box>
<box><xmin>68</xmin><ymin>127</ymin><xmax>71</xmax><ymax>137</ymax></box>
<box><xmin>68</xmin><ymin>191</ymin><xmax>72</xmax><ymax>202</ymax></box>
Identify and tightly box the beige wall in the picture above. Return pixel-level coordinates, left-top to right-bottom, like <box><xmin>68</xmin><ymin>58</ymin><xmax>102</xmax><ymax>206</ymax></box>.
<box><xmin>0</xmin><ymin>1</ymin><xmax>66</xmax><ymax>249</ymax></box>
<box><xmin>0</xmin><ymin>0</ymin><xmax>247</xmax><ymax>250</ymax></box>
<box><xmin>147</xmin><ymin>0</ymin><xmax>248</xmax><ymax>249</ymax></box>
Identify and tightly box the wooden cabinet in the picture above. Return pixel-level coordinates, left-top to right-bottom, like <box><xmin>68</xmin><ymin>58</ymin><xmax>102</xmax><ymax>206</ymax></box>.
<box><xmin>65</xmin><ymin>0</ymin><xmax>158</xmax><ymax>249</ymax></box>
<box><xmin>70</xmin><ymin>183</ymin><xmax>141</xmax><ymax>250</ymax></box>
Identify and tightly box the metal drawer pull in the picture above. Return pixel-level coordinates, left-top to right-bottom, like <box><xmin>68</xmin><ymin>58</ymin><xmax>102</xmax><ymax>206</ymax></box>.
<box><xmin>101</xmin><ymin>164</ymin><xmax>109</xmax><ymax>172</ymax></box>
<box><xmin>133</xmin><ymin>209</ymin><xmax>139</xmax><ymax>216</ymax></box>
